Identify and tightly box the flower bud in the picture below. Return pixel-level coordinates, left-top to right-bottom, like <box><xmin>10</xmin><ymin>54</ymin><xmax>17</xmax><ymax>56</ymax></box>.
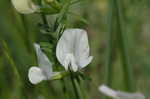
<box><xmin>11</xmin><ymin>0</ymin><xmax>39</xmax><ymax>14</ymax></box>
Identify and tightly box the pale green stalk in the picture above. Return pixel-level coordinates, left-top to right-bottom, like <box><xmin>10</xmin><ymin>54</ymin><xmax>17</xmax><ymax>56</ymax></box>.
<box><xmin>104</xmin><ymin>0</ymin><xmax>135</xmax><ymax>98</ymax></box>
<box><xmin>38</xmin><ymin>0</ymin><xmax>49</xmax><ymax>29</ymax></box>
<box><xmin>114</xmin><ymin>0</ymin><xmax>135</xmax><ymax>92</ymax></box>
<box><xmin>61</xmin><ymin>79</ymin><xmax>70</xmax><ymax>99</ymax></box>
<box><xmin>1</xmin><ymin>40</ymin><xmax>22</xmax><ymax>99</ymax></box>
<box><xmin>77</xmin><ymin>76</ymin><xmax>88</xmax><ymax>99</ymax></box>
<box><xmin>2</xmin><ymin>40</ymin><xmax>21</xmax><ymax>83</ymax></box>
<box><xmin>70</xmin><ymin>71</ymin><xmax>81</xmax><ymax>99</ymax></box>
<box><xmin>105</xmin><ymin>0</ymin><xmax>116</xmax><ymax>88</ymax></box>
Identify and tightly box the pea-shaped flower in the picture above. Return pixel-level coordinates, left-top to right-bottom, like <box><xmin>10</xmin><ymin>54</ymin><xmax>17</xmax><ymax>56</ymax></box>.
<box><xmin>11</xmin><ymin>0</ymin><xmax>39</xmax><ymax>14</ymax></box>
<box><xmin>99</xmin><ymin>85</ymin><xmax>145</xmax><ymax>99</ymax></box>
<box><xmin>56</xmin><ymin>29</ymin><xmax>93</xmax><ymax>72</ymax></box>
<box><xmin>28</xmin><ymin>44</ymin><xmax>58</xmax><ymax>84</ymax></box>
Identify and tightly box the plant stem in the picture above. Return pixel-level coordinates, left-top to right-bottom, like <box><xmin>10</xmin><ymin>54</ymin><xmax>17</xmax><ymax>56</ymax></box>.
<box><xmin>104</xmin><ymin>0</ymin><xmax>135</xmax><ymax>98</ymax></box>
<box><xmin>114</xmin><ymin>0</ymin><xmax>135</xmax><ymax>92</ymax></box>
<box><xmin>104</xmin><ymin>1</ymin><xmax>117</xmax><ymax>99</ymax></box>
<box><xmin>38</xmin><ymin>0</ymin><xmax>49</xmax><ymax>28</ymax></box>
<box><xmin>105</xmin><ymin>0</ymin><xmax>116</xmax><ymax>87</ymax></box>
<box><xmin>61</xmin><ymin>79</ymin><xmax>70</xmax><ymax>99</ymax></box>
<box><xmin>20</xmin><ymin>15</ymin><xmax>32</xmax><ymax>52</ymax></box>
<box><xmin>1</xmin><ymin>40</ymin><xmax>21</xmax><ymax>84</ymax></box>
<box><xmin>77</xmin><ymin>76</ymin><xmax>88</xmax><ymax>99</ymax></box>
<box><xmin>70</xmin><ymin>72</ymin><xmax>80</xmax><ymax>99</ymax></box>
<box><xmin>55</xmin><ymin>0</ymin><xmax>71</xmax><ymax>40</ymax></box>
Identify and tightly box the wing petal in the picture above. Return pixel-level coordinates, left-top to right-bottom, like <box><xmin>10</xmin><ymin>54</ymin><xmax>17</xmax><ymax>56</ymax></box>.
<box><xmin>34</xmin><ymin>43</ymin><xmax>52</xmax><ymax>78</ymax></box>
<box><xmin>28</xmin><ymin>66</ymin><xmax>46</xmax><ymax>84</ymax></box>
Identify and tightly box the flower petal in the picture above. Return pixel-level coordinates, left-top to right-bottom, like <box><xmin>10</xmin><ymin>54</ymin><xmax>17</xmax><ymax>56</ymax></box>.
<box><xmin>73</xmin><ymin>29</ymin><xmax>92</xmax><ymax>69</ymax></box>
<box><xmin>78</xmin><ymin>56</ymin><xmax>93</xmax><ymax>69</ymax></box>
<box><xmin>99</xmin><ymin>85</ymin><xmax>145</xmax><ymax>99</ymax></box>
<box><xmin>70</xmin><ymin>57</ymin><xmax>78</xmax><ymax>72</ymax></box>
<box><xmin>63</xmin><ymin>53</ymin><xmax>78</xmax><ymax>72</ymax></box>
<box><xmin>117</xmin><ymin>92</ymin><xmax>145</xmax><ymax>99</ymax></box>
<box><xmin>99</xmin><ymin>85</ymin><xmax>118</xmax><ymax>98</ymax></box>
<box><xmin>56</xmin><ymin>29</ymin><xmax>77</xmax><ymax>67</ymax></box>
<box><xmin>28</xmin><ymin>67</ymin><xmax>46</xmax><ymax>84</ymax></box>
<box><xmin>34</xmin><ymin>43</ymin><xmax>53</xmax><ymax>79</ymax></box>
<box><xmin>56</xmin><ymin>29</ymin><xmax>92</xmax><ymax>70</ymax></box>
<box><xmin>11</xmin><ymin>0</ymin><xmax>39</xmax><ymax>14</ymax></box>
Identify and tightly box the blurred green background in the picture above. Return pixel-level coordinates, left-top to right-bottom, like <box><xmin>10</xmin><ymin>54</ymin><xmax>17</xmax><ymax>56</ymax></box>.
<box><xmin>0</xmin><ymin>0</ymin><xmax>150</xmax><ymax>99</ymax></box>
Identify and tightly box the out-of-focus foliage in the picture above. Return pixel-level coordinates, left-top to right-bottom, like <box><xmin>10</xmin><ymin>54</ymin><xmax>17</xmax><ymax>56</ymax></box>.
<box><xmin>0</xmin><ymin>0</ymin><xmax>150</xmax><ymax>99</ymax></box>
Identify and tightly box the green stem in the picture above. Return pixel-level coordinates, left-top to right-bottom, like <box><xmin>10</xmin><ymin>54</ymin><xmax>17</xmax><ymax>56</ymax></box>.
<box><xmin>105</xmin><ymin>0</ymin><xmax>116</xmax><ymax>87</ymax></box>
<box><xmin>58</xmin><ymin>0</ymin><xmax>71</xmax><ymax>23</ymax></box>
<box><xmin>104</xmin><ymin>0</ymin><xmax>135</xmax><ymax>98</ymax></box>
<box><xmin>77</xmin><ymin>76</ymin><xmax>88</xmax><ymax>99</ymax></box>
<box><xmin>55</xmin><ymin>0</ymin><xmax>71</xmax><ymax>40</ymax></box>
<box><xmin>20</xmin><ymin>15</ymin><xmax>32</xmax><ymax>51</ymax></box>
<box><xmin>70</xmin><ymin>72</ymin><xmax>80</xmax><ymax>99</ymax></box>
<box><xmin>61</xmin><ymin>79</ymin><xmax>70</xmax><ymax>99</ymax></box>
<box><xmin>38</xmin><ymin>0</ymin><xmax>49</xmax><ymax>28</ymax></box>
<box><xmin>1</xmin><ymin>40</ymin><xmax>21</xmax><ymax>84</ymax></box>
<box><xmin>104</xmin><ymin>1</ymin><xmax>117</xmax><ymax>99</ymax></box>
<box><xmin>114</xmin><ymin>0</ymin><xmax>135</xmax><ymax>92</ymax></box>
<box><xmin>41</xmin><ymin>14</ymin><xmax>49</xmax><ymax>26</ymax></box>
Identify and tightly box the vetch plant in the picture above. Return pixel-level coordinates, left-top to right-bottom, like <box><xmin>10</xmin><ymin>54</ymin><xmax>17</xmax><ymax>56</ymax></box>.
<box><xmin>56</xmin><ymin>29</ymin><xmax>93</xmax><ymax>72</ymax></box>
<box><xmin>6</xmin><ymin>0</ymin><xmax>147</xmax><ymax>98</ymax></box>
<box><xmin>99</xmin><ymin>85</ymin><xmax>145</xmax><ymax>99</ymax></box>
<box><xmin>11</xmin><ymin>0</ymin><xmax>39</xmax><ymax>14</ymax></box>
<box><xmin>28</xmin><ymin>43</ymin><xmax>62</xmax><ymax>84</ymax></box>
<box><xmin>17</xmin><ymin>0</ymin><xmax>92</xmax><ymax>98</ymax></box>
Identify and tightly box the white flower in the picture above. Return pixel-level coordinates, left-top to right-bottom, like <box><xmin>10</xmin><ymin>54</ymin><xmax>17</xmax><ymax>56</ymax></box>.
<box><xmin>28</xmin><ymin>43</ymin><xmax>58</xmax><ymax>84</ymax></box>
<box><xmin>56</xmin><ymin>29</ymin><xmax>93</xmax><ymax>72</ymax></box>
<box><xmin>11</xmin><ymin>0</ymin><xmax>39</xmax><ymax>14</ymax></box>
<box><xmin>99</xmin><ymin>85</ymin><xmax>145</xmax><ymax>99</ymax></box>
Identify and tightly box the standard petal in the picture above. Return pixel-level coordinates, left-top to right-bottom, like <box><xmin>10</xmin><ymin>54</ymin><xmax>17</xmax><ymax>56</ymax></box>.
<box><xmin>56</xmin><ymin>29</ymin><xmax>92</xmax><ymax>70</ymax></box>
<box><xmin>56</xmin><ymin>29</ymin><xmax>77</xmax><ymax>67</ymax></box>
<box><xmin>74</xmin><ymin>29</ymin><xmax>93</xmax><ymax>68</ymax></box>
<box><xmin>34</xmin><ymin>43</ymin><xmax>53</xmax><ymax>79</ymax></box>
<box><xmin>11</xmin><ymin>0</ymin><xmax>39</xmax><ymax>14</ymax></box>
<box><xmin>78</xmin><ymin>56</ymin><xmax>93</xmax><ymax>69</ymax></box>
<box><xmin>28</xmin><ymin>67</ymin><xmax>46</xmax><ymax>84</ymax></box>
